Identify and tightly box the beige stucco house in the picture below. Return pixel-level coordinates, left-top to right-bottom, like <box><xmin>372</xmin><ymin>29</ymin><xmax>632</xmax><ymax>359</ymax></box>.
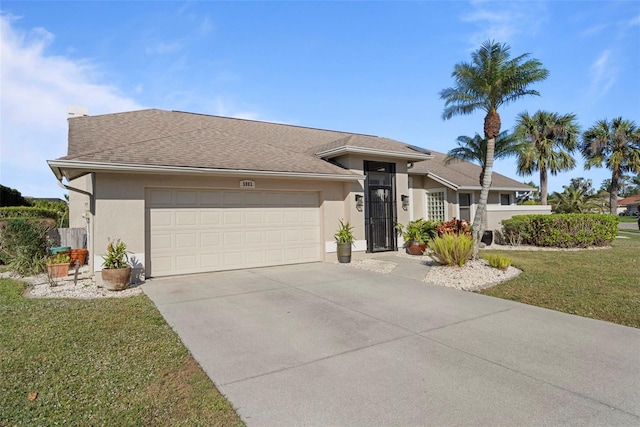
<box><xmin>48</xmin><ymin>109</ymin><xmax>548</xmax><ymax>279</ymax></box>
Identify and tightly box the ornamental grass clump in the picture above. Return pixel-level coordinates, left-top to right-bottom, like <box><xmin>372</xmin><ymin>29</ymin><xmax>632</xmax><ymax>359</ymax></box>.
<box><xmin>428</xmin><ymin>233</ymin><xmax>474</xmax><ymax>267</ymax></box>
<box><xmin>486</xmin><ymin>254</ymin><xmax>512</xmax><ymax>270</ymax></box>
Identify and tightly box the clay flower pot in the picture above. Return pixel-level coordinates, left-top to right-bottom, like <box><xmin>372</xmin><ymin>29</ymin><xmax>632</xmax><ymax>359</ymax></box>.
<box><xmin>47</xmin><ymin>263</ymin><xmax>70</xmax><ymax>278</ymax></box>
<box><xmin>101</xmin><ymin>267</ymin><xmax>132</xmax><ymax>291</ymax></box>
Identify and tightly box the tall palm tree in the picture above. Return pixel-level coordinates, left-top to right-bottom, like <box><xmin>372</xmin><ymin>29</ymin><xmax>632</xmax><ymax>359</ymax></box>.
<box><xmin>445</xmin><ymin>130</ymin><xmax>524</xmax><ymax>185</ymax></box>
<box><xmin>581</xmin><ymin>117</ymin><xmax>640</xmax><ymax>214</ymax></box>
<box><xmin>440</xmin><ymin>40</ymin><xmax>549</xmax><ymax>258</ymax></box>
<box><xmin>515</xmin><ymin>110</ymin><xmax>580</xmax><ymax>205</ymax></box>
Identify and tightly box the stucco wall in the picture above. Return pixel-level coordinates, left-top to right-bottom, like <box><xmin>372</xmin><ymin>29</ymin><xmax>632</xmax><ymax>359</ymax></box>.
<box><xmin>87</xmin><ymin>171</ymin><xmax>353</xmax><ymax>278</ymax></box>
<box><xmin>486</xmin><ymin>205</ymin><xmax>552</xmax><ymax>231</ymax></box>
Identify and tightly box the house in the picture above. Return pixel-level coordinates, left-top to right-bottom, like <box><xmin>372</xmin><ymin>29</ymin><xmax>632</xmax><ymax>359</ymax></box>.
<box><xmin>619</xmin><ymin>194</ymin><xmax>640</xmax><ymax>216</ymax></box>
<box><xmin>48</xmin><ymin>109</ymin><xmax>548</xmax><ymax>280</ymax></box>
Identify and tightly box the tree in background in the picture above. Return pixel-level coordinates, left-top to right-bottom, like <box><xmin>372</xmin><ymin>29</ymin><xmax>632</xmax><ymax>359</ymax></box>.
<box><xmin>517</xmin><ymin>180</ymin><xmax>540</xmax><ymax>204</ymax></box>
<box><xmin>440</xmin><ymin>40</ymin><xmax>548</xmax><ymax>259</ymax></box>
<box><xmin>445</xmin><ymin>131</ymin><xmax>524</xmax><ymax>185</ymax></box>
<box><xmin>0</xmin><ymin>185</ymin><xmax>31</xmax><ymax>207</ymax></box>
<box><xmin>515</xmin><ymin>111</ymin><xmax>580</xmax><ymax>205</ymax></box>
<box><xmin>549</xmin><ymin>178</ymin><xmax>604</xmax><ymax>213</ymax></box>
<box><xmin>582</xmin><ymin>118</ymin><xmax>640</xmax><ymax>215</ymax></box>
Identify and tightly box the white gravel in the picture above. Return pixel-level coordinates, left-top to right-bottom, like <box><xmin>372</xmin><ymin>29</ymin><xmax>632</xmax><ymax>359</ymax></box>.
<box><xmin>1</xmin><ymin>271</ymin><xmax>143</xmax><ymax>299</ymax></box>
<box><xmin>424</xmin><ymin>259</ymin><xmax>522</xmax><ymax>291</ymax></box>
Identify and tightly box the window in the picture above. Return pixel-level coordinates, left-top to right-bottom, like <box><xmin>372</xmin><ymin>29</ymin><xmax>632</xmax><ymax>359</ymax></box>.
<box><xmin>426</xmin><ymin>191</ymin><xmax>445</xmax><ymax>221</ymax></box>
<box><xmin>500</xmin><ymin>193</ymin><xmax>512</xmax><ymax>206</ymax></box>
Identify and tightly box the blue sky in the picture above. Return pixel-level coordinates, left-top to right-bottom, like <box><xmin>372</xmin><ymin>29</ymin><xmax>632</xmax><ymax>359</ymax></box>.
<box><xmin>1</xmin><ymin>1</ymin><xmax>639</xmax><ymax>199</ymax></box>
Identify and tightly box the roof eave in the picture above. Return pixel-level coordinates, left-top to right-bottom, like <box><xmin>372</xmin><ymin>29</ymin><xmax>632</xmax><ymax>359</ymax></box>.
<box><xmin>47</xmin><ymin>160</ymin><xmax>365</xmax><ymax>182</ymax></box>
<box><xmin>316</xmin><ymin>146</ymin><xmax>433</xmax><ymax>161</ymax></box>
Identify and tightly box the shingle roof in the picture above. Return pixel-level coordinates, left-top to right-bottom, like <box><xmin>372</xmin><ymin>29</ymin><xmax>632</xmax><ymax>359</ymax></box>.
<box><xmin>619</xmin><ymin>194</ymin><xmax>640</xmax><ymax>206</ymax></box>
<box><xmin>59</xmin><ymin>109</ymin><xmax>427</xmax><ymax>176</ymax></box>
<box><xmin>409</xmin><ymin>150</ymin><xmax>533</xmax><ymax>191</ymax></box>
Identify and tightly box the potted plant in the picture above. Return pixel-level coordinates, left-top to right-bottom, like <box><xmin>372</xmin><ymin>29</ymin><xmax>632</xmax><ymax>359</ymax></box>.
<box><xmin>47</xmin><ymin>252</ymin><xmax>71</xmax><ymax>278</ymax></box>
<box><xmin>397</xmin><ymin>219</ymin><xmax>438</xmax><ymax>255</ymax></box>
<box><xmin>101</xmin><ymin>238</ymin><xmax>131</xmax><ymax>291</ymax></box>
<box><xmin>334</xmin><ymin>219</ymin><xmax>354</xmax><ymax>263</ymax></box>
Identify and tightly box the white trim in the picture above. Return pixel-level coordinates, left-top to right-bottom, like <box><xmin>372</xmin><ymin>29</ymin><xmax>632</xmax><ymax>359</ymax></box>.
<box><xmin>316</xmin><ymin>146</ymin><xmax>432</xmax><ymax>161</ymax></box>
<box><xmin>325</xmin><ymin>240</ymin><xmax>367</xmax><ymax>253</ymax></box>
<box><xmin>425</xmin><ymin>173</ymin><xmax>459</xmax><ymax>190</ymax></box>
<box><xmin>486</xmin><ymin>205</ymin><xmax>551</xmax><ymax>212</ymax></box>
<box><xmin>48</xmin><ymin>160</ymin><xmax>364</xmax><ymax>182</ymax></box>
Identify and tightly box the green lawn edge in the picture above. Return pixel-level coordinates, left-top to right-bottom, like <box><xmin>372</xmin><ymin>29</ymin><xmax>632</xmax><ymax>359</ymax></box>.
<box><xmin>0</xmin><ymin>280</ymin><xmax>245</xmax><ymax>426</ymax></box>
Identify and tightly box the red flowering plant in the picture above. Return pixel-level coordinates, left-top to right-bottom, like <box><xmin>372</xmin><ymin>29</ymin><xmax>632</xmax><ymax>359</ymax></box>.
<box><xmin>437</xmin><ymin>218</ymin><xmax>472</xmax><ymax>237</ymax></box>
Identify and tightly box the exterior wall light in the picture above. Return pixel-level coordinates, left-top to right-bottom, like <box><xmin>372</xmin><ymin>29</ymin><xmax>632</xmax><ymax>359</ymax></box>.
<box><xmin>355</xmin><ymin>194</ymin><xmax>364</xmax><ymax>211</ymax></box>
<box><xmin>401</xmin><ymin>195</ymin><xmax>409</xmax><ymax>211</ymax></box>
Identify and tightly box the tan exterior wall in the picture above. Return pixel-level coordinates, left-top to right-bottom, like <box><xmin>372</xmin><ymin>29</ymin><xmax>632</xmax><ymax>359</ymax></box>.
<box><xmin>486</xmin><ymin>205</ymin><xmax>551</xmax><ymax>231</ymax></box>
<box><xmin>86</xmin><ymin>171</ymin><xmax>359</xmax><ymax>279</ymax></box>
<box><xmin>68</xmin><ymin>175</ymin><xmax>92</xmax><ymax>228</ymax></box>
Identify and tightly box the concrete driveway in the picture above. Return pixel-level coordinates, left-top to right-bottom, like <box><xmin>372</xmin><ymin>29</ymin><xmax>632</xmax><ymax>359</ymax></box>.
<box><xmin>143</xmin><ymin>263</ymin><xmax>640</xmax><ymax>426</ymax></box>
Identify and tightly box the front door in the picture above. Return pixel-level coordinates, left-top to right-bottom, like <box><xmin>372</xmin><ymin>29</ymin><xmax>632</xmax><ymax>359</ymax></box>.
<box><xmin>364</xmin><ymin>161</ymin><xmax>397</xmax><ymax>252</ymax></box>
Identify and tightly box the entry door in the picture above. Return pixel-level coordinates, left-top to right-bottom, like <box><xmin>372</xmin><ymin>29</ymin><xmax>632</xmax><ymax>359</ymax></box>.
<box><xmin>364</xmin><ymin>161</ymin><xmax>397</xmax><ymax>253</ymax></box>
<box><xmin>459</xmin><ymin>193</ymin><xmax>471</xmax><ymax>222</ymax></box>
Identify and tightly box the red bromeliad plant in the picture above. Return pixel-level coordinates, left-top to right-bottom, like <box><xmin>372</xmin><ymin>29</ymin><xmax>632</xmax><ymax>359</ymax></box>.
<box><xmin>437</xmin><ymin>218</ymin><xmax>472</xmax><ymax>237</ymax></box>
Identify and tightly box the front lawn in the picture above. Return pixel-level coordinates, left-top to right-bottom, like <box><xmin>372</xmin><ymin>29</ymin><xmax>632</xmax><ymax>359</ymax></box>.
<box><xmin>479</xmin><ymin>235</ymin><xmax>640</xmax><ymax>328</ymax></box>
<box><xmin>0</xmin><ymin>279</ymin><xmax>244</xmax><ymax>426</ymax></box>
<box><xmin>618</xmin><ymin>216</ymin><xmax>639</xmax><ymax>223</ymax></box>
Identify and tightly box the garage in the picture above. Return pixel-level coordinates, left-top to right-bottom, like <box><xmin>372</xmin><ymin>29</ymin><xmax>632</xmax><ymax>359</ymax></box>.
<box><xmin>147</xmin><ymin>188</ymin><xmax>322</xmax><ymax>277</ymax></box>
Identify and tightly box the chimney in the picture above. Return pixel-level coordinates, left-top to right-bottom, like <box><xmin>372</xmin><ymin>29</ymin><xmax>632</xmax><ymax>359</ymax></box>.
<box><xmin>68</xmin><ymin>106</ymin><xmax>89</xmax><ymax>118</ymax></box>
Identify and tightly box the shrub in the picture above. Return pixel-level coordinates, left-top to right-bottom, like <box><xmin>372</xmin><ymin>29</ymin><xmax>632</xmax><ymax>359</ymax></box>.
<box><xmin>501</xmin><ymin>214</ymin><xmax>618</xmax><ymax>248</ymax></box>
<box><xmin>486</xmin><ymin>254</ymin><xmax>512</xmax><ymax>270</ymax></box>
<box><xmin>396</xmin><ymin>219</ymin><xmax>440</xmax><ymax>244</ymax></box>
<box><xmin>437</xmin><ymin>218</ymin><xmax>472</xmax><ymax>237</ymax></box>
<box><xmin>428</xmin><ymin>233</ymin><xmax>474</xmax><ymax>267</ymax></box>
<box><xmin>0</xmin><ymin>219</ymin><xmax>52</xmax><ymax>275</ymax></box>
<box><xmin>0</xmin><ymin>206</ymin><xmax>59</xmax><ymax>221</ymax></box>
<box><xmin>101</xmin><ymin>239</ymin><xmax>129</xmax><ymax>269</ymax></box>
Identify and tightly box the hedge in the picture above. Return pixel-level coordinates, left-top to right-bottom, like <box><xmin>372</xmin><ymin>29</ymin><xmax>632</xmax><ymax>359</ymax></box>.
<box><xmin>501</xmin><ymin>214</ymin><xmax>619</xmax><ymax>248</ymax></box>
<box><xmin>0</xmin><ymin>207</ymin><xmax>59</xmax><ymax>221</ymax></box>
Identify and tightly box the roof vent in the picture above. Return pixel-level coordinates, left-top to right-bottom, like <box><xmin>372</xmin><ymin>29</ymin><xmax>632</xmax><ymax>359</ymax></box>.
<box><xmin>68</xmin><ymin>106</ymin><xmax>89</xmax><ymax>118</ymax></box>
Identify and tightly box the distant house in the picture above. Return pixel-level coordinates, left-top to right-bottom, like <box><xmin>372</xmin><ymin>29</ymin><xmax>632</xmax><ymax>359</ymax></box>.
<box><xmin>619</xmin><ymin>194</ymin><xmax>640</xmax><ymax>216</ymax></box>
<box><xmin>48</xmin><ymin>109</ymin><xmax>548</xmax><ymax>279</ymax></box>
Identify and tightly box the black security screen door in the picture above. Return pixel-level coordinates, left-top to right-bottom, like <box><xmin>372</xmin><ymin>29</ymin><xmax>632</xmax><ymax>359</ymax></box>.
<box><xmin>364</xmin><ymin>161</ymin><xmax>397</xmax><ymax>252</ymax></box>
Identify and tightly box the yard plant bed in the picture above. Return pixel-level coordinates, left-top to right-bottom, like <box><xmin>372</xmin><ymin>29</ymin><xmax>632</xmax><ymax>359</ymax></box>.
<box><xmin>479</xmin><ymin>235</ymin><xmax>640</xmax><ymax>328</ymax></box>
<box><xmin>0</xmin><ymin>279</ymin><xmax>244</xmax><ymax>426</ymax></box>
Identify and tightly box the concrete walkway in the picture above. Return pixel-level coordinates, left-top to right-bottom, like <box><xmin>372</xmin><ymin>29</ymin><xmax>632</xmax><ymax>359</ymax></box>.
<box><xmin>143</xmin><ymin>263</ymin><xmax>640</xmax><ymax>426</ymax></box>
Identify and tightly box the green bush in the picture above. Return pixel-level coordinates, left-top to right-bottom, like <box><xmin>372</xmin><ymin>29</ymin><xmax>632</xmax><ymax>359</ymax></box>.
<box><xmin>428</xmin><ymin>233</ymin><xmax>474</xmax><ymax>267</ymax></box>
<box><xmin>501</xmin><ymin>214</ymin><xmax>618</xmax><ymax>248</ymax></box>
<box><xmin>486</xmin><ymin>254</ymin><xmax>512</xmax><ymax>270</ymax></box>
<box><xmin>0</xmin><ymin>219</ymin><xmax>52</xmax><ymax>275</ymax></box>
<box><xmin>0</xmin><ymin>206</ymin><xmax>59</xmax><ymax>221</ymax></box>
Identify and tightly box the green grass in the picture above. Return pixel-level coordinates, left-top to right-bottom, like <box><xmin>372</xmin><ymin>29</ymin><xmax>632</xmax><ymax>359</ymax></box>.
<box><xmin>0</xmin><ymin>280</ymin><xmax>244</xmax><ymax>426</ymax></box>
<box><xmin>618</xmin><ymin>216</ymin><xmax>639</xmax><ymax>223</ymax></box>
<box><xmin>479</xmin><ymin>234</ymin><xmax>640</xmax><ymax>328</ymax></box>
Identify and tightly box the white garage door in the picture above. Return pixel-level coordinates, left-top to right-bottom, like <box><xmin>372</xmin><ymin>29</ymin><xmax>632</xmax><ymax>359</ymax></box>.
<box><xmin>147</xmin><ymin>188</ymin><xmax>322</xmax><ymax>277</ymax></box>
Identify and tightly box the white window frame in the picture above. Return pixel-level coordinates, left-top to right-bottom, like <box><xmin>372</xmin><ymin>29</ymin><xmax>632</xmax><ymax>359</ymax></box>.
<box><xmin>425</xmin><ymin>188</ymin><xmax>447</xmax><ymax>221</ymax></box>
<box><xmin>499</xmin><ymin>193</ymin><xmax>513</xmax><ymax>206</ymax></box>
<box><xmin>457</xmin><ymin>192</ymin><xmax>474</xmax><ymax>222</ymax></box>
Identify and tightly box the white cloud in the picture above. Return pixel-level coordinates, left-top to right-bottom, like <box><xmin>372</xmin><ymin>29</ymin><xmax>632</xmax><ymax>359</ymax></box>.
<box><xmin>145</xmin><ymin>41</ymin><xmax>182</xmax><ymax>55</ymax></box>
<box><xmin>460</xmin><ymin>2</ymin><xmax>547</xmax><ymax>47</ymax></box>
<box><xmin>0</xmin><ymin>13</ymin><xmax>143</xmax><ymax>197</ymax></box>
<box><xmin>588</xmin><ymin>50</ymin><xmax>616</xmax><ymax>100</ymax></box>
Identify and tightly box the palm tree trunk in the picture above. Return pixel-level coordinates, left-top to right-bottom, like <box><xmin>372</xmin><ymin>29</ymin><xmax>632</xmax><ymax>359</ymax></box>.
<box><xmin>472</xmin><ymin>138</ymin><xmax>495</xmax><ymax>259</ymax></box>
<box><xmin>540</xmin><ymin>167</ymin><xmax>548</xmax><ymax>205</ymax></box>
<box><xmin>610</xmin><ymin>171</ymin><xmax>620</xmax><ymax>215</ymax></box>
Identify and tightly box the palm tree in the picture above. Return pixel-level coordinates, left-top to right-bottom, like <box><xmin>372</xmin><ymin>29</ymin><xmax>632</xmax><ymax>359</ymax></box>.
<box><xmin>550</xmin><ymin>185</ymin><xmax>603</xmax><ymax>214</ymax></box>
<box><xmin>445</xmin><ymin>130</ymin><xmax>524</xmax><ymax>185</ymax></box>
<box><xmin>515</xmin><ymin>110</ymin><xmax>580</xmax><ymax>205</ymax></box>
<box><xmin>581</xmin><ymin>117</ymin><xmax>640</xmax><ymax>215</ymax></box>
<box><xmin>440</xmin><ymin>40</ymin><xmax>549</xmax><ymax>258</ymax></box>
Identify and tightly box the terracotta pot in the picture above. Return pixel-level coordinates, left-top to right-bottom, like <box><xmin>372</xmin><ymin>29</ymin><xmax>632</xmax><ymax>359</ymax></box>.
<box><xmin>47</xmin><ymin>263</ymin><xmax>70</xmax><ymax>278</ymax></box>
<box><xmin>405</xmin><ymin>241</ymin><xmax>427</xmax><ymax>255</ymax></box>
<box><xmin>101</xmin><ymin>267</ymin><xmax>132</xmax><ymax>291</ymax></box>
<box><xmin>336</xmin><ymin>242</ymin><xmax>352</xmax><ymax>263</ymax></box>
<box><xmin>70</xmin><ymin>249</ymin><xmax>88</xmax><ymax>265</ymax></box>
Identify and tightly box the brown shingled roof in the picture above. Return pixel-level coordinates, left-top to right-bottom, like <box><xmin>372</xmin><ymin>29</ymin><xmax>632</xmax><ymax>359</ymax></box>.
<box><xmin>60</xmin><ymin>109</ymin><xmax>426</xmax><ymax>176</ymax></box>
<box><xmin>410</xmin><ymin>150</ymin><xmax>533</xmax><ymax>191</ymax></box>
